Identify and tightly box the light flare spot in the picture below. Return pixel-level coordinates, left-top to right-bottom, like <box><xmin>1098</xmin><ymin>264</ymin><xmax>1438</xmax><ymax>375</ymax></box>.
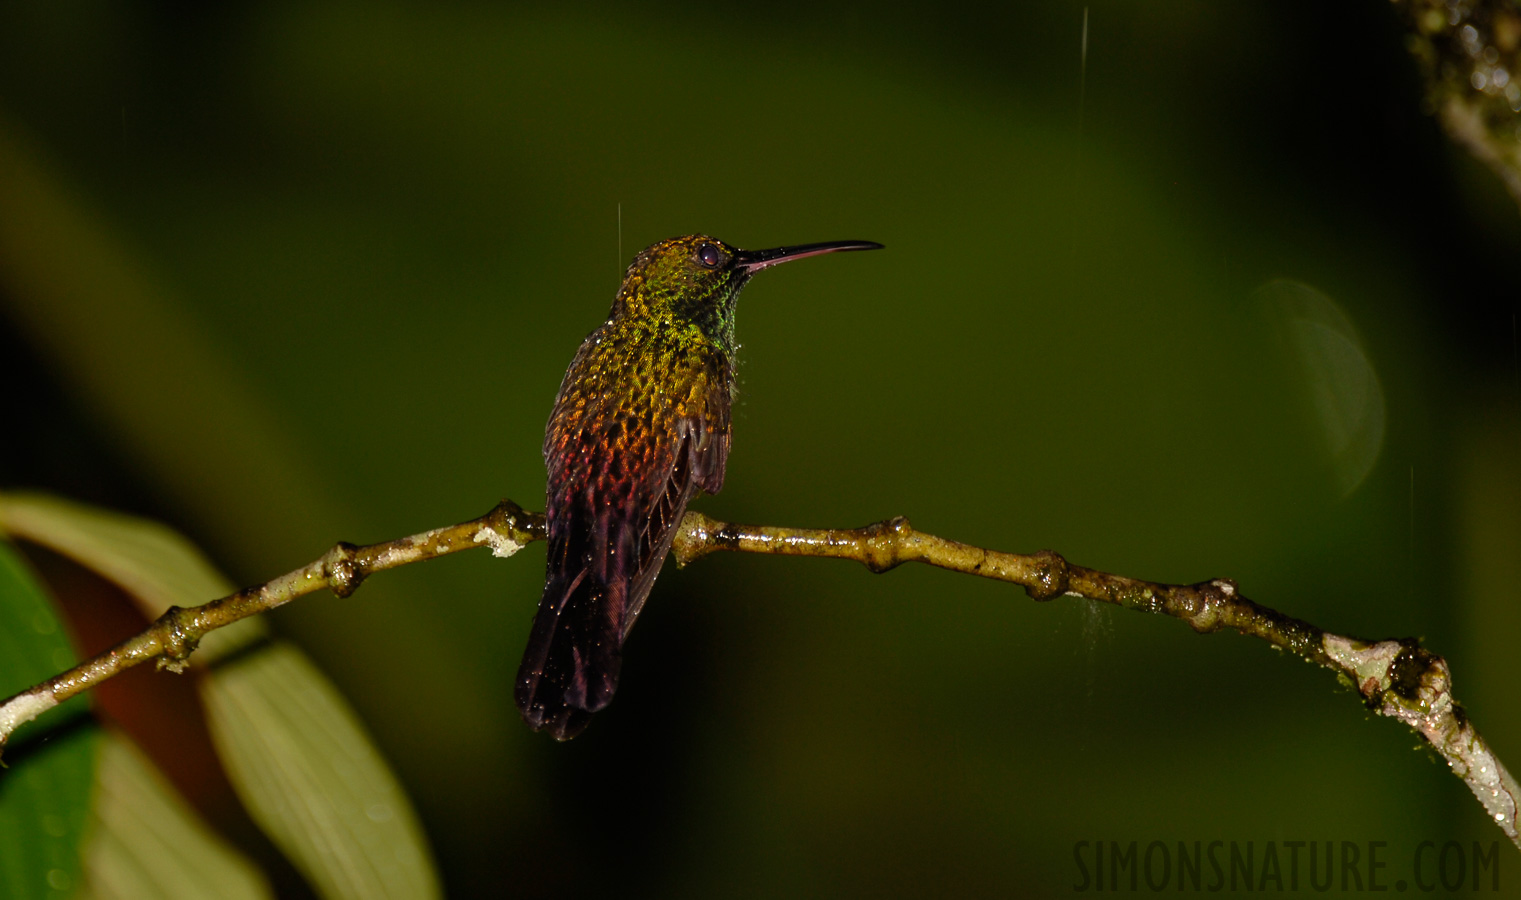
<box><xmin>1255</xmin><ymin>279</ymin><xmax>1386</xmax><ymax>498</ymax></box>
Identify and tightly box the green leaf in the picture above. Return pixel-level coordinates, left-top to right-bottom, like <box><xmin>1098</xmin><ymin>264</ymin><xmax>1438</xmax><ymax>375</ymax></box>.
<box><xmin>0</xmin><ymin>492</ymin><xmax>441</xmax><ymax>900</ymax></box>
<box><xmin>0</xmin><ymin>540</ymin><xmax>98</xmax><ymax>900</ymax></box>
<box><xmin>76</xmin><ymin>732</ymin><xmax>272</xmax><ymax>900</ymax></box>
<box><xmin>201</xmin><ymin>643</ymin><xmax>441</xmax><ymax>900</ymax></box>
<box><xmin>0</xmin><ymin>491</ymin><xmax>261</xmax><ymax>662</ymax></box>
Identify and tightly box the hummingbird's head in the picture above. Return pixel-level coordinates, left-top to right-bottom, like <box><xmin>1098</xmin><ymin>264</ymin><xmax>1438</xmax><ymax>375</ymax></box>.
<box><xmin>613</xmin><ymin>234</ymin><xmax>882</xmax><ymax>353</ymax></box>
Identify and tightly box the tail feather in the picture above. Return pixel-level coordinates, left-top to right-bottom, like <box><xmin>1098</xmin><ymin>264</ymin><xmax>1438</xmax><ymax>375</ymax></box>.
<box><xmin>515</xmin><ymin>564</ymin><xmax>625</xmax><ymax>740</ymax></box>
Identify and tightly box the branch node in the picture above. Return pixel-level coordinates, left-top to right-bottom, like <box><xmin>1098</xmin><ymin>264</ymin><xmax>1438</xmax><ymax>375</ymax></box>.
<box><xmin>671</xmin><ymin>511</ymin><xmax>715</xmax><ymax>567</ymax></box>
<box><xmin>323</xmin><ymin>542</ymin><xmax>366</xmax><ymax>598</ymax></box>
<box><xmin>1024</xmin><ymin>550</ymin><xmax>1070</xmax><ymax>601</ymax></box>
<box><xmin>488</xmin><ymin>498</ymin><xmax>546</xmax><ymax>542</ymax></box>
<box><xmin>860</xmin><ymin>516</ymin><xmax>913</xmax><ymax>573</ymax></box>
<box><xmin>154</xmin><ymin>606</ymin><xmax>200</xmax><ymax>673</ymax></box>
<box><xmin>1388</xmin><ymin>639</ymin><xmax>1438</xmax><ymax>703</ymax></box>
<box><xmin>1180</xmin><ymin>578</ymin><xmax>1240</xmax><ymax>632</ymax></box>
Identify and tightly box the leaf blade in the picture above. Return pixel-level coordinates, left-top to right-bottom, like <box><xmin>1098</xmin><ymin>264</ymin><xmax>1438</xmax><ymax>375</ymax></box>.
<box><xmin>0</xmin><ymin>540</ymin><xmax>98</xmax><ymax>900</ymax></box>
<box><xmin>201</xmin><ymin>644</ymin><xmax>441</xmax><ymax>900</ymax></box>
<box><xmin>76</xmin><ymin>732</ymin><xmax>273</xmax><ymax>900</ymax></box>
<box><xmin>0</xmin><ymin>492</ymin><xmax>260</xmax><ymax>663</ymax></box>
<box><xmin>1</xmin><ymin>493</ymin><xmax>441</xmax><ymax>899</ymax></box>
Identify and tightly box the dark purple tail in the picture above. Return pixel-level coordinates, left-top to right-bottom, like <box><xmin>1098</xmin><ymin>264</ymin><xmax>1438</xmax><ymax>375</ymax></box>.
<box><xmin>515</xmin><ymin>542</ymin><xmax>628</xmax><ymax>740</ymax></box>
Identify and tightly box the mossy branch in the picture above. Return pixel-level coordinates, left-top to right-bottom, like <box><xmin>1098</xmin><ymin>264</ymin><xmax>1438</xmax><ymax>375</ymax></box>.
<box><xmin>1395</xmin><ymin>0</ymin><xmax>1521</xmax><ymax>211</ymax></box>
<box><xmin>1</xmin><ymin>501</ymin><xmax>1515</xmax><ymax>851</ymax></box>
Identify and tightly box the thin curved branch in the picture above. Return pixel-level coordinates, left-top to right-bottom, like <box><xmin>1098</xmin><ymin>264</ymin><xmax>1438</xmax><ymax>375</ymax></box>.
<box><xmin>670</xmin><ymin>511</ymin><xmax>1520</xmax><ymax>851</ymax></box>
<box><xmin>0</xmin><ymin>502</ymin><xmax>1514</xmax><ymax>852</ymax></box>
<box><xmin>0</xmin><ymin>500</ymin><xmax>544</xmax><ymax>749</ymax></box>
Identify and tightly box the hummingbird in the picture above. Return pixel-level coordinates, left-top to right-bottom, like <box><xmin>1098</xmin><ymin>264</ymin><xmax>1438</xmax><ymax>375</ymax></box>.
<box><xmin>516</xmin><ymin>234</ymin><xmax>883</xmax><ymax>739</ymax></box>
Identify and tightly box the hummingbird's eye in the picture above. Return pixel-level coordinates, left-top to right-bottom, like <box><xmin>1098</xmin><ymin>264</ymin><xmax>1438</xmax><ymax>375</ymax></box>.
<box><xmin>697</xmin><ymin>243</ymin><xmax>723</xmax><ymax>268</ymax></box>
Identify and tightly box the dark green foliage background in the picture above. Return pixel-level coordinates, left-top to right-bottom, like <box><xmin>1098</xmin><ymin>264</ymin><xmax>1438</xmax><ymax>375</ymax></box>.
<box><xmin>2</xmin><ymin>2</ymin><xmax>1519</xmax><ymax>896</ymax></box>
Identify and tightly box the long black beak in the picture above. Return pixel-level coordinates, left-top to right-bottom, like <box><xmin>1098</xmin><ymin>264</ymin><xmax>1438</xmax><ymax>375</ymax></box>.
<box><xmin>733</xmin><ymin>240</ymin><xmax>884</xmax><ymax>274</ymax></box>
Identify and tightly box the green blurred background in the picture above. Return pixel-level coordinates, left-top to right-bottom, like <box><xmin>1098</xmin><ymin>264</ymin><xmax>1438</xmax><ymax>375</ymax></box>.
<box><xmin>2</xmin><ymin>1</ymin><xmax>1520</xmax><ymax>895</ymax></box>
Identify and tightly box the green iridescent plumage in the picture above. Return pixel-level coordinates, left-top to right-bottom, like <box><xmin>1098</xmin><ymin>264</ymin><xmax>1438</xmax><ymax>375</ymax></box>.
<box><xmin>516</xmin><ymin>234</ymin><xmax>881</xmax><ymax>739</ymax></box>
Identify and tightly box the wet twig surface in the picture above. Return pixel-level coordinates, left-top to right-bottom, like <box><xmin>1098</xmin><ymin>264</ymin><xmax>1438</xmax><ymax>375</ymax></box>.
<box><xmin>2</xmin><ymin>501</ymin><xmax>1515</xmax><ymax>850</ymax></box>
